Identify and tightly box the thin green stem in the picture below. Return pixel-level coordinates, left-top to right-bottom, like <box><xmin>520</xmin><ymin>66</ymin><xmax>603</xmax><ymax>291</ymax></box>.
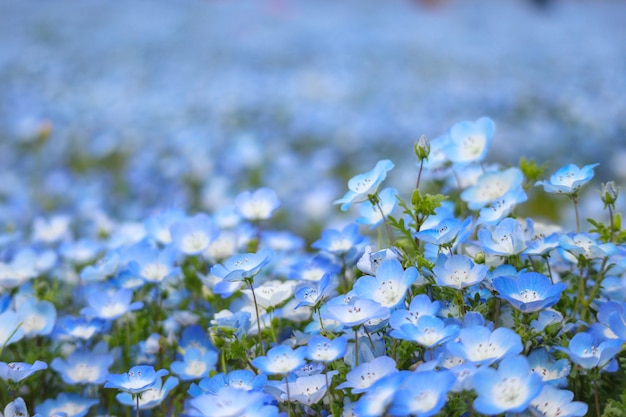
<box><xmin>416</xmin><ymin>159</ymin><xmax>424</xmax><ymax>190</ymax></box>
<box><xmin>572</xmin><ymin>195</ymin><xmax>580</xmax><ymax>234</ymax></box>
<box><xmin>248</xmin><ymin>281</ymin><xmax>265</xmax><ymax>355</ymax></box>
<box><xmin>354</xmin><ymin>328</ymin><xmax>360</xmax><ymax>367</ymax></box>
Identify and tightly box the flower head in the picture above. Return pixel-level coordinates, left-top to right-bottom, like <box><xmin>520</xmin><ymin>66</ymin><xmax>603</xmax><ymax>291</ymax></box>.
<box><xmin>493</xmin><ymin>272</ymin><xmax>566</xmax><ymax>313</ymax></box>
<box><xmin>535</xmin><ymin>163</ymin><xmax>599</xmax><ymax>195</ymax></box>
<box><xmin>104</xmin><ymin>365</ymin><xmax>169</xmax><ymax>395</ymax></box>
<box><xmin>334</xmin><ymin>160</ymin><xmax>394</xmax><ymax>211</ymax></box>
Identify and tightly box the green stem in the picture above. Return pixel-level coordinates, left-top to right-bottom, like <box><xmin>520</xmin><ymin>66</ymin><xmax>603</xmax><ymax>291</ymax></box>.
<box><xmin>354</xmin><ymin>328</ymin><xmax>360</xmax><ymax>367</ymax></box>
<box><xmin>416</xmin><ymin>159</ymin><xmax>424</xmax><ymax>190</ymax></box>
<box><xmin>572</xmin><ymin>195</ymin><xmax>580</xmax><ymax>234</ymax></box>
<box><xmin>248</xmin><ymin>281</ymin><xmax>265</xmax><ymax>355</ymax></box>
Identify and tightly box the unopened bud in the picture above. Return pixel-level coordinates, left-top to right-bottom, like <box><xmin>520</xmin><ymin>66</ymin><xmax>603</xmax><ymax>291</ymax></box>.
<box><xmin>601</xmin><ymin>181</ymin><xmax>618</xmax><ymax>206</ymax></box>
<box><xmin>414</xmin><ymin>135</ymin><xmax>430</xmax><ymax>162</ymax></box>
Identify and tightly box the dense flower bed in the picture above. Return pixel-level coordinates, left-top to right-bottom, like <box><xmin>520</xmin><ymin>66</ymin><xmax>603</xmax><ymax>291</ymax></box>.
<box><xmin>1</xmin><ymin>116</ymin><xmax>626</xmax><ymax>416</ymax></box>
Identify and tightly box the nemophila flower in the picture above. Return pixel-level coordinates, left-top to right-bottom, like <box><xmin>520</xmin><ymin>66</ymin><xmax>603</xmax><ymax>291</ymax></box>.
<box><xmin>171</xmin><ymin>348</ymin><xmax>218</xmax><ymax>381</ymax></box>
<box><xmin>184</xmin><ymin>388</ymin><xmax>276</xmax><ymax>417</ymax></box>
<box><xmin>337</xmin><ymin>355</ymin><xmax>398</xmax><ymax>394</ymax></box>
<box><xmin>15</xmin><ymin>297</ymin><xmax>56</xmax><ymax>337</ymax></box>
<box><xmin>104</xmin><ymin>365</ymin><xmax>169</xmax><ymax>395</ymax></box>
<box><xmin>356</xmin><ymin>246</ymin><xmax>402</xmax><ymax>275</ymax></box>
<box><xmin>242</xmin><ymin>279</ymin><xmax>295</xmax><ymax>311</ymax></box>
<box><xmin>527</xmin><ymin>348</ymin><xmax>571</xmax><ymax>387</ymax></box>
<box><xmin>58</xmin><ymin>238</ymin><xmax>102</xmax><ymax>265</ymax></box>
<box><xmin>432</xmin><ymin>254</ymin><xmax>487</xmax><ymax>289</ymax></box>
<box><xmin>294</xmin><ymin>273</ymin><xmax>336</xmax><ymax>309</ymax></box>
<box><xmin>188</xmin><ymin>370</ymin><xmax>267</xmax><ymax>397</ymax></box>
<box><xmin>0</xmin><ymin>309</ymin><xmax>24</xmax><ymax>347</ymax></box>
<box><xmin>178</xmin><ymin>325</ymin><xmax>215</xmax><ymax>355</ymax></box>
<box><xmin>535</xmin><ymin>163</ymin><xmax>599</xmax><ymax>195</ymax></box>
<box><xmin>0</xmin><ymin>360</ymin><xmax>47</xmax><ymax>383</ymax></box>
<box><xmin>209</xmin><ymin>310</ymin><xmax>251</xmax><ymax>339</ymax></box>
<box><xmin>353</xmin><ymin>259</ymin><xmax>418</xmax><ymax>309</ymax></box>
<box><xmin>530</xmin><ymin>309</ymin><xmax>567</xmax><ymax>333</ymax></box>
<box><xmin>334</xmin><ymin>159</ymin><xmax>394</xmax><ymax>211</ymax></box>
<box><xmin>3</xmin><ymin>397</ymin><xmax>30</xmax><ymax>417</ymax></box>
<box><xmin>35</xmin><ymin>393</ymin><xmax>98</xmax><ymax>417</ymax></box>
<box><xmin>278</xmin><ymin>373</ymin><xmax>331</xmax><ymax>405</ymax></box>
<box><xmin>234</xmin><ymin>187</ymin><xmax>280</xmax><ymax>221</ymax></box>
<box><xmin>289</xmin><ymin>253</ymin><xmax>341</xmax><ymax>282</ymax></box>
<box><xmin>391</xmin><ymin>315</ymin><xmax>459</xmax><ymax>348</ymax></box>
<box><xmin>527</xmin><ymin>385</ymin><xmax>588</xmax><ymax>417</ymax></box>
<box><xmin>524</xmin><ymin>232</ymin><xmax>561</xmax><ymax>256</ymax></box>
<box><xmin>211</xmin><ymin>248</ymin><xmax>273</xmax><ymax>283</ymax></box>
<box><xmin>389</xmin><ymin>294</ymin><xmax>441</xmax><ymax>329</ymax></box>
<box><xmin>472</xmin><ymin>355</ymin><xmax>543</xmax><ymax>415</ymax></box>
<box><xmin>388</xmin><ymin>369</ymin><xmax>456</xmax><ymax>417</ymax></box>
<box><xmin>442</xmin><ymin>116</ymin><xmax>495</xmax><ymax>165</ymax></box>
<box><xmin>144</xmin><ymin>208</ymin><xmax>186</xmax><ymax>244</ymax></box>
<box><xmin>493</xmin><ymin>272</ymin><xmax>566</xmax><ymax>313</ymax></box>
<box><xmin>446</xmin><ymin>325</ymin><xmax>523</xmax><ymax>366</ymax></box>
<box><xmin>306</xmin><ymin>335</ymin><xmax>347</xmax><ymax>362</ymax></box>
<box><xmin>477</xmin><ymin>187</ymin><xmax>528</xmax><ymax>226</ymax></box>
<box><xmin>51</xmin><ymin>348</ymin><xmax>114</xmax><ymax>385</ymax></box>
<box><xmin>116</xmin><ymin>376</ymin><xmax>179</xmax><ymax>410</ymax></box>
<box><xmin>355</xmin><ymin>187</ymin><xmax>398</xmax><ymax>229</ymax></box>
<box><xmin>125</xmin><ymin>241</ymin><xmax>179</xmax><ymax>284</ymax></box>
<box><xmin>32</xmin><ymin>214</ymin><xmax>71</xmax><ymax>243</ymax></box>
<box><xmin>323</xmin><ymin>296</ymin><xmax>390</xmax><ymax>328</ymax></box>
<box><xmin>414</xmin><ymin>216</ymin><xmax>471</xmax><ymax>246</ymax></box>
<box><xmin>79</xmin><ymin>250</ymin><xmax>120</xmax><ymax>283</ymax></box>
<box><xmin>0</xmin><ymin>253</ymin><xmax>38</xmax><ymax>290</ymax></box>
<box><xmin>477</xmin><ymin>217</ymin><xmax>527</xmax><ymax>256</ymax></box>
<box><xmin>557</xmin><ymin>332</ymin><xmax>623</xmax><ymax>370</ymax></box>
<box><xmin>251</xmin><ymin>344</ymin><xmax>307</xmax><ymax>375</ymax></box>
<box><xmin>312</xmin><ymin>223</ymin><xmax>366</xmax><ymax>263</ymax></box>
<box><xmin>170</xmin><ymin>213</ymin><xmax>219</xmax><ymax>255</ymax></box>
<box><xmin>353</xmin><ymin>372</ymin><xmax>407</xmax><ymax>417</ymax></box>
<box><xmin>461</xmin><ymin>167</ymin><xmax>524</xmax><ymax>210</ymax></box>
<box><xmin>80</xmin><ymin>287</ymin><xmax>143</xmax><ymax>320</ymax></box>
<box><xmin>52</xmin><ymin>315</ymin><xmax>106</xmax><ymax>342</ymax></box>
<box><xmin>559</xmin><ymin>232</ymin><xmax>617</xmax><ymax>260</ymax></box>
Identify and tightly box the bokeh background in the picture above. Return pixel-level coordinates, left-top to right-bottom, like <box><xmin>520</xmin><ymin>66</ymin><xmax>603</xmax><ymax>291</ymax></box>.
<box><xmin>2</xmin><ymin>0</ymin><xmax>626</xmax><ymax>235</ymax></box>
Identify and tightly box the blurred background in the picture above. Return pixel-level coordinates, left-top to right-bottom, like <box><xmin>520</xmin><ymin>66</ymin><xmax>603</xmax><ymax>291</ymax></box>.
<box><xmin>1</xmin><ymin>0</ymin><xmax>625</xmax><ymax>235</ymax></box>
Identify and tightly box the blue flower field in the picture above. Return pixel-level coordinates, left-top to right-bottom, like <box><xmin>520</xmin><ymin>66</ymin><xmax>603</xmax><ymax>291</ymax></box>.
<box><xmin>2</xmin><ymin>1</ymin><xmax>626</xmax><ymax>416</ymax></box>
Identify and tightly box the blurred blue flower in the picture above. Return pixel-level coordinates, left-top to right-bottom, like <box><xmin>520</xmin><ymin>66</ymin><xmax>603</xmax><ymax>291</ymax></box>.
<box><xmin>493</xmin><ymin>272</ymin><xmax>566</xmax><ymax>313</ymax></box>
<box><xmin>557</xmin><ymin>332</ymin><xmax>623</xmax><ymax>370</ymax></box>
<box><xmin>188</xmin><ymin>369</ymin><xmax>267</xmax><ymax>397</ymax></box>
<box><xmin>80</xmin><ymin>288</ymin><xmax>143</xmax><ymax>321</ymax></box>
<box><xmin>51</xmin><ymin>348</ymin><xmax>114</xmax><ymax>385</ymax></box>
<box><xmin>35</xmin><ymin>393</ymin><xmax>98</xmax><ymax>417</ymax></box>
<box><xmin>355</xmin><ymin>187</ymin><xmax>398</xmax><ymax>229</ymax></box>
<box><xmin>477</xmin><ymin>187</ymin><xmax>527</xmax><ymax>225</ymax></box>
<box><xmin>294</xmin><ymin>273</ymin><xmax>336</xmax><ymax>310</ymax></box>
<box><xmin>388</xmin><ymin>369</ymin><xmax>456</xmax><ymax>417</ymax></box>
<box><xmin>15</xmin><ymin>297</ymin><xmax>57</xmax><ymax>338</ymax></box>
<box><xmin>305</xmin><ymin>335</ymin><xmax>347</xmax><ymax>362</ymax></box>
<box><xmin>312</xmin><ymin>223</ymin><xmax>367</xmax><ymax>264</ymax></box>
<box><xmin>535</xmin><ymin>163</ymin><xmax>599</xmax><ymax>195</ymax></box>
<box><xmin>442</xmin><ymin>116</ymin><xmax>495</xmax><ymax>165</ymax></box>
<box><xmin>559</xmin><ymin>232</ymin><xmax>617</xmax><ymax>260</ymax></box>
<box><xmin>527</xmin><ymin>385</ymin><xmax>588</xmax><ymax>417</ymax></box>
<box><xmin>334</xmin><ymin>159</ymin><xmax>394</xmax><ymax>211</ymax></box>
<box><xmin>461</xmin><ymin>167</ymin><xmax>524</xmax><ymax>210</ymax></box>
<box><xmin>391</xmin><ymin>315</ymin><xmax>459</xmax><ymax>349</ymax></box>
<box><xmin>527</xmin><ymin>348</ymin><xmax>571</xmax><ymax>387</ymax></box>
<box><xmin>170</xmin><ymin>213</ymin><xmax>219</xmax><ymax>255</ymax></box>
<box><xmin>323</xmin><ymin>296</ymin><xmax>389</xmax><ymax>328</ymax></box>
<box><xmin>171</xmin><ymin>348</ymin><xmax>218</xmax><ymax>381</ymax></box>
<box><xmin>0</xmin><ymin>309</ymin><xmax>24</xmax><ymax>348</ymax></box>
<box><xmin>472</xmin><ymin>355</ymin><xmax>543</xmax><ymax>415</ymax></box>
<box><xmin>211</xmin><ymin>248</ymin><xmax>273</xmax><ymax>283</ymax></box>
<box><xmin>3</xmin><ymin>397</ymin><xmax>30</xmax><ymax>417</ymax></box>
<box><xmin>116</xmin><ymin>376</ymin><xmax>179</xmax><ymax>410</ymax></box>
<box><xmin>234</xmin><ymin>187</ymin><xmax>281</xmax><ymax>221</ymax></box>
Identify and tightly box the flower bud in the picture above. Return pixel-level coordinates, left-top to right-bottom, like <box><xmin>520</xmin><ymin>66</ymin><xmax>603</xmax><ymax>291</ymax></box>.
<box><xmin>601</xmin><ymin>181</ymin><xmax>618</xmax><ymax>206</ymax></box>
<box><xmin>414</xmin><ymin>135</ymin><xmax>430</xmax><ymax>161</ymax></box>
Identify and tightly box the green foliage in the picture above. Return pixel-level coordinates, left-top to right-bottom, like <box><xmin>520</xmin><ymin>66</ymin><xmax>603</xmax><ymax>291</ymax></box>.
<box><xmin>519</xmin><ymin>157</ymin><xmax>544</xmax><ymax>187</ymax></box>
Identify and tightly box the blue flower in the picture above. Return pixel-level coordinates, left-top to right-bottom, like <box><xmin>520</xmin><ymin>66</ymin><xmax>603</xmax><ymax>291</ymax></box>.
<box><xmin>211</xmin><ymin>248</ymin><xmax>273</xmax><ymax>283</ymax></box>
<box><xmin>294</xmin><ymin>273</ymin><xmax>336</xmax><ymax>309</ymax></box>
<box><xmin>289</xmin><ymin>253</ymin><xmax>341</xmax><ymax>282</ymax></box>
<box><xmin>432</xmin><ymin>254</ymin><xmax>487</xmax><ymax>289</ymax></box>
<box><xmin>0</xmin><ymin>309</ymin><xmax>24</xmax><ymax>348</ymax></box>
<box><xmin>234</xmin><ymin>187</ymin><xmax>281</xmax><ymax>221</ymax></box>
<box><xmin>171</xmin><ymin>348</ymin><xmax>218</xmax><ymax>381</ymax></box>
<box><xmin>477</xmin><ymin>217</ymin><xmax>527</xmax><ymax>256</ymax></box>
<box><xmin>79</xmin><ymin>250</ymin><xmax>120</xmax><ymax>282</ymax></box>
<box><xmin>355</xmin><ymin>187</ymin><xmax>398</xmax><ymax>229</ymax></box>
<box><xmin>353</xmin><ymin>259</ymin><xmax>418</xmax><ymax>309</ymax></box>
<box><xmin>170</xmin><ymin>213</ymin><xmax>219</xmax><ymax>255</ymax></box>
<box><xmin>493</xmin><ymin>272</ymin><xmax>566</xmax><ymax>313</ymax></box>
<box><xmin>442</xmin><ymin>116</ymin><xmax>495</xmax><ymax>165</ymax></box>
<box><xmin>80</xmin><ymin>287</ymin><xmax>143</xmax><ymax>321</ymax></box>
<box><xmin>535</xmin><ymin>163</ymin><xmax>599</xmax><ymax>195</ymax></box>
<box><xmin>391</xmin><ymin>315</ymin><xmax>459</xmax><ymax>348</ymax></box>
<box><xmin>188</xmin><ymin>369</ymin><xmax>267</xmax><ymax>397</ymax></box>
<box><xmin>461</xmin><ymin>167</ymin><xmax>524</xmax><ymax>210</ymax></box>
<box><xmin>528</xmin><ymin>385</ymin><xmax>588</xmax><ymax>417</ymax></box>
<box><xmin>414</xmin><ymin>216</ymin><xmax>471</xmax><ymax>246</ymax></box>
<box><xmin>3</xmin><ymin>397</ymin><xmax>30</xmax><ymax>417</ymax></box>
<box><xmin>104</xmin><ymin>365</ymin><xmax>169</xmax><ymax>395</ymax></box>
<box><xmin>559</xmin><ymin>232</ymin><xmax>617</xmax><ymax>260</ymax></box>
<box><xmin>334</xmin><ymin>159</ymin><xmax>395</xmax><ymax>211</ymax></box>
<box><xmin>279</xmin><ymin>373</ymin><xmax>333</xmax><ymax>405</ymax></box>
<box><xmin>306</xmin><ymin>335</ymin><xmax>347</xmax><ymax>362</ymax></box>
<box><xmin>445</xmin><ymin>325</ymin><xmax>523</xmax><ymax>366</ymax></box>
<box><xmin>388</xmin><ymin>370</ymin><xmax>456</xmax><ymax>417</ymax></box>
<box><xmin>51</xmin><ymin>315</ymin><xmax>106</xmax><ymax>342</ymax></box>
<box><xmin>477</xmin><ymin>187</ymin><xmax>528</xmax><ymax>225</ymax></box>
<box><xmin>356</xmin><ymin>246</ymin><xmax>403</xmax><ymax>275</ymax></box>
<box><xmin>51</xmin><ymin>348</ymin><xmax>114</xmax><ymax>385</ymax></box>
<box><xmin>312</xmin><ymin>223</ymin><xmax>367</xmax><ymax>263</ymax></box>
<box><xmin>353</xmin><ymin>372</ymin><xmax>407</xmax><ymax>417</ymax></box>
<box><xmin>15</xmin><ymin>297</ymin><xmax>57</xmax><ymax>338</ymax></box>
<box><xmin>251</xmin><ymin>344</ymin><xmax>307</xmax><ymax>375</ymax></box>
<box><xmin>323</xmin><ymin>296</ymin><xmax>390</xmax><ymax>328</ymax></box>
<box><xmin>116</xmin><ymin>376</ymin><xmax>179</xmax><ymax>410</ymax></box>
<box><xmin>144</xmin><ymin>208</ymin><xmax>186</xmax><ymax>244</ymax></box>
<box><xmin>472</xmin><ymin>355</ymin><xmax>543</xmax><ymax>415</ymax></box>
<box><xmin>336</xmin><ymin>355</ymin><xmax>397</xmax><ymax>394</ymax></box>
<box><xmin>527</xmin><ymin>348</ymin><xmax>571</xmax><ymax>387</ymax></box>
<box><xmin>35</xmin><ymin>393</ymin><xmax>99</xmax><ymax>417</ymax></box>
<box><xmin>557</xmin><ymin>332</ymin><xmax>623</xmax><ymax>370</ymax></box>
<box><xmin>0</xmin><ymin>360</ymin><xmax>47</xmax><ymax>383</ymax></box>
<box><xmin>184</xmin><ymin>388</ymin><xmax>277</xmax><ymax>417</ymax></box>
<box><xmin>389</xmin><ymin>294</ymin><xmax>441</xmax><ymax>329</ymax></box>
<box><xmin>125</xmin><ymin>241</ymin><xmax>180</xmax><ymax>284</ymax></box>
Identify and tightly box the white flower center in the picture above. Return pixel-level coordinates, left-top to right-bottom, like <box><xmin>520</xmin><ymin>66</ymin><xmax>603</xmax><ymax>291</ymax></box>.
<box><xmin>67</xmin><ymin>363</ymin><xmax>100</xmax><ymax>383</ymax></box>
<box><xmin>182</xmin><ymin>232</ymin><xmax>210</xmax><ymax>253</ymax></box>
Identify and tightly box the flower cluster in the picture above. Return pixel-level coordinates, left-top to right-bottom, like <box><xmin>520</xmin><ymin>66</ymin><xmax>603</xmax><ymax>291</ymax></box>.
<box><xmin>0</xmin><ymin>116</ymin><xmax>624</xmax><ymax>417</ymax></box>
